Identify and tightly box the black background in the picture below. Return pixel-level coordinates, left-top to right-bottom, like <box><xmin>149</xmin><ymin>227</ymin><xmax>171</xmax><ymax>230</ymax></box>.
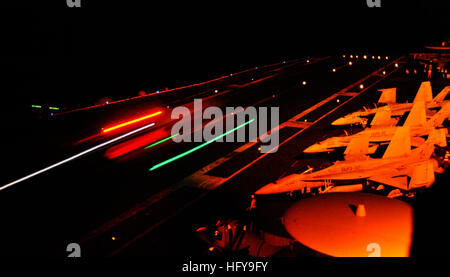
<box><xmin>0</xmin><ymin>0</ymin><xmax>448</xmax><ymax>263</ymax></box>
<box><xmin>0</xmin><ymin>0</ymin><xmax>447</xmax><ymax>111</ymax></box>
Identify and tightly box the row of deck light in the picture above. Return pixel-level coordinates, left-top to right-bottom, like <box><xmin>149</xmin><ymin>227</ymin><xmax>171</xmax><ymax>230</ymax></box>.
<box><xmin>343</xmin><ymin>54</ymin><xmax>389</xmax><ymax>60</ymax></box>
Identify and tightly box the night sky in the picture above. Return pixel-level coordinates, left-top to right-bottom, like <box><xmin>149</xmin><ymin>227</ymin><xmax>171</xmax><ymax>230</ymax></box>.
<box><xmin>0</xmin><ymin>1</ymin><xmax>447</xmax><ymax>111</ymax></box>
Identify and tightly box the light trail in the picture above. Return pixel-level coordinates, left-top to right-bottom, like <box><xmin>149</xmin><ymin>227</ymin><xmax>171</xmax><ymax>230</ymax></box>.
<box><xmin>0</xmin><ymin>122</ymin><xmax>156</xmax><ymax>192</ymax></box>
<box><xmin>144</xmin><ymin>133</ymin><xmax>180</xmax><ymax>149</ymax></box>
<box><xmin>102</xmin><ymin>111</ymin><xmax>162</xmax><ymax>133</ymax></box>
<box><xmin>149</xmin><ymin>119</ymin><xmax>255</xmax><ymax>171</ymax></box>
<box><xmin>105</xmin><ymin>128</ymin><xmax>167</xmax><ymax>159</ymax></box>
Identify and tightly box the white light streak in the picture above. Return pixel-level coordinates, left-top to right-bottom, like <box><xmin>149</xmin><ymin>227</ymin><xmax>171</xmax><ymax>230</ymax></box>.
<box><xmin>0</xmin><ymin>123</ymin><xmax>156</xmax><ymax>191</ymax></box>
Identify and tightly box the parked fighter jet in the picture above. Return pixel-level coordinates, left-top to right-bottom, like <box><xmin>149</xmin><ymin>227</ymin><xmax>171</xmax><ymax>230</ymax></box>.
<box><xmin>255</xmin><ymin>126</ymin><xmax>444</xmax><ymax>195</ymax></box>
<box><xmin>332</xmin><ymin>82</ymin><xmax>449</xmax><ymax>127</ymax></box>
<box><xmin>304</xmin><ymin>101</ymin><xmax>450</xmax><ymax>154</ymax></box>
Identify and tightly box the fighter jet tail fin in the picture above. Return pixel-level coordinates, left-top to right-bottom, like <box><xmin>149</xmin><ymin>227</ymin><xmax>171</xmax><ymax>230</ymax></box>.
<box><xmin>427</xmin><ymin>127</ymin><xmax>448</xmax><ymax>147</ymax></box>
<box><xmin>410</xmin><ymin>129</ymin><xmax>441</xmax><ymax>160</ymax></box>
<box><xmin>378</xmin><ymin>88</ymin><xmax>397</xmax><ymax>104</ymax></box>
<box><xmin>427</xmin><ymin>102</ymin><xmax>450</xmax><ymax>128</ymax></box>
<box><xmin>371</xmin><ymin>108</ymin><xmax>393</xmax><ymax>127</ymax></box>
<box><xmin>344</xmin><ymin>136</ymin><xmax>370</xmax><ymax>161</ymax></box>
<box><xmin>432</xmin><ymin>86</ymin><xmax>450</xmax><ymax>103</ymax></box>
<box><xmin>403</xmin><ymin>101</ymin><xmax>426</xmax><ymax>128</ymax></box>
<box><xmin>409</xmin><ymin>161</ymin><xmax>435</xmax><ymax>189</ymax></box>
<box><xmin>413</xmin><ymin>81</ymin><xmax>433</xmax><ymax>104</ymax></box>
<box><xmin>411</xmin><ymin>136</ymin><xmax>426</xmax><ymax>147</ymax></box>
<box><xmin>382</xmin><ymin>126</ymin><xmax>411</xmax><ymax>159</ymax></box>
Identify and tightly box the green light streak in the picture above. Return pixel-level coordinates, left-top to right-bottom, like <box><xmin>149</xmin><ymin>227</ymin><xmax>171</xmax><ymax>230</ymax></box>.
<box><xmin>31</xmin><ymin>105</ymin><xmax>42</xmax><ymax>109</ymax></box>
<box><xmin>144</xmin><ymin>133</ymin><xmax>180</xmax><ymax>149</ymax></box>
<box><xmin>149</xmin><ymin>118</ymin><xmax>255</xmax><ymax>171</ymax></box>
<box><xmin>49</xmin><ymin>107</ymin><xmax>60</xmax><ymax>110</ymax></box>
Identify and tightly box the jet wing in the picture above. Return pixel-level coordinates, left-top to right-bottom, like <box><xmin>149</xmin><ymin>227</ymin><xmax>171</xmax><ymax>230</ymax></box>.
<box><xmin>368</xmin><ymin>160</ymin><xmax>435</xmax><ymax>190</ymax></box>
<box><xmin>409</xmin><ymin>160</ymin><xmax>435</xmax><ymax>189</ymax></box>
<box><xmin>368</xmin><ymin>175</ymin><xmax>409</xmax><ymax>190</ymax></box>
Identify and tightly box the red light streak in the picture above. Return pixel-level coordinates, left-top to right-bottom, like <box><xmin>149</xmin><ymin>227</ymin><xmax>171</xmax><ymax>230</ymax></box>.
<box><xmin>102</xmin><ymin>111</ymin><xmax>162</xmax><ymax>133</ymax></box>
<box><xmin>105</xmin><ymin>128</ymin><xmax>167</xmax><ymax>159</ymax></box>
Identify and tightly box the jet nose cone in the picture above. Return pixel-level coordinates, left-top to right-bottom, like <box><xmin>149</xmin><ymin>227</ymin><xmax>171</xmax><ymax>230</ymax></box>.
<box><xmin>255</xmin><ymin>183</ymin><xmax>277</xmax><ymax>195</ymax></box>
<box><xmin>331</xmin><ymin>117</ymin><xmax>348</xmax><ymax>126</ymax></box>
<box><xmin>332</xmin><ymin>114</ymin><xmax>365</xmax><ymax>126</ymax></box>
<box><xmin>303</xmin><ymin>144</ymin><xmax>322</xmax><ymax>153</ymax></box>
<box><xmin>256</xmin><ymin>174</ymin><xmax>306</xmax><ymax>195</ymax></box>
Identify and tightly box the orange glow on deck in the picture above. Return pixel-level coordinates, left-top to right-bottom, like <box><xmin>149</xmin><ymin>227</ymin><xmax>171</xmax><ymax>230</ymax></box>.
<box><xmin>102</xmin><ymin>111</ymin><xmax>162</xmax><ymax>133</ymax></box>
<box><xmin>283</xmin><ymin>193</ymin><xmax>413</xmax><ymax>257</ymax></box>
